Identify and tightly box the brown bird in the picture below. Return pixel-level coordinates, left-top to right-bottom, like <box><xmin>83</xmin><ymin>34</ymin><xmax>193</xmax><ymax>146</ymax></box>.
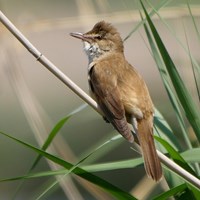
<box><xmin>70</xmin><ymin>21</ymin><xmax>162</xmax><ymax>181</ymax></box>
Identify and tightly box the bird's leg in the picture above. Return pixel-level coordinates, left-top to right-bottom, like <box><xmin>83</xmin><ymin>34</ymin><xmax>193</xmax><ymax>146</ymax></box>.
<box><xmin>130</xmin><ymin>116</ymin><xmax>140</xmax><ymax>145</ymax></box>
<box><xmin>132</xmin><ymin>117</ymin><xmax>138</xmax><ymax>133</ymax></box>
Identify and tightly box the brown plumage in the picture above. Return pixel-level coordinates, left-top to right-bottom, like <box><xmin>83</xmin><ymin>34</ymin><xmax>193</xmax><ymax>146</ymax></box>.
<box><xmin>70</xmin><ymin>21</ymin><xmax>162</xmax><ymax>181</ymax></box>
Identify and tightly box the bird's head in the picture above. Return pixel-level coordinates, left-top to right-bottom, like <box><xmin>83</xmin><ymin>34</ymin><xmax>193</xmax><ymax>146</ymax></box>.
<box><xmin>70</xmin><ymin>21</ymin><xmax>124</xmax><ymax>62</ymax></box>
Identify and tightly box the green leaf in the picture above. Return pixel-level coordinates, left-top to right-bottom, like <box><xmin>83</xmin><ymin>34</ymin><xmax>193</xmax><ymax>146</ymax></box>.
<box><xmin>183</xmin><ymin>14</ymin><xmax>200</xmax><ymax>104</ymax></box>
<box><xmin>140</xmin><ymin>9</ymin><xmax>192</xmax><ymax>150</ymax></box>
<box><xmin>140</xmin><ymin>0</ymin><xmax>200</xmax><ymax>141</ymax></box>
<box><xmin>181</xmin><ymin>148</ymin><xmax>200</xmax><ymax>163</ymax></box>
<box><xmin>187</xmin><ymin>183</ymin><xmax>200</xmax><ymax>200</ymax></box>
<box><xmin>154</xmin><ymin>109</ymin><xmax>181</xmax><ymax>152</ymax></box>
<box><xmin>155</xmin><ymin>137</ymin><xmax>200</xmax><ymax>194</ymax></box>
<box><xmin>124</xmin><ymin>0</ymin><xmax>172</xmax><ymax>41</ymax></box>
<box><xmin>186</xmin><ymin>0</ymin><xmax>200</xmax><ymax>44</ymax></box>
<box><xmin>0</xmin><ymin>170</ymin><xmax>67</xmax><ymax>181</ymax></box>
<box><xmin>145</xmin><ymin>0</ymin><xmax>200</xmax><ymax>75</ymax></box>
<box><xmin>83</xmin><ymin>158</ymin><xmax>143</xmax><ymax>172</ymax></box>
<box><xmin>32</xmin><ymin>103</ymin><xmax>88</xmax><ymax>169</ymax></box>
<box><xmin>155</xmin><ymin>136</ymin><xmax>196</xmax><ymax>177</ymax></box>
<box><xmin>79</xmin><ymin>132</ymin><xmax>123</xmax><ymax>164</ymax></box>
<box><xmin>153</xmin><ymin>183</ymin><xmax>187</xmax><ymax>200</ymax></box>
<box><xmin>0</xmin><ymin>131</ymin><xmax>136</xmax><ymax>200</ymax></box>
<box><xmin>153</xmin><ymin>183</ymin><xmax>197</xmax><ymax>200</ymax></box>
<box><xmin>12</xmin><ymin>103</ymin><xmax>88</xmax><ymax>198</ymax></box>
<box><xmin>0</xmin><ymin>158</ymin><xmax>143</xmax><ymax>181</ymax></box>
<box><xmin>31</xmin><ymin>115</ymin><xmax>71</xmax><ymax>169</ymax></box>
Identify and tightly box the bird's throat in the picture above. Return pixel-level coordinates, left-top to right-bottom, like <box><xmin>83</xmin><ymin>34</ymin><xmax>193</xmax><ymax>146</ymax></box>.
<box><xmin>83</xmin><ymin>41</ymin><xmax>103</xmax><ymax>63</ymax></box>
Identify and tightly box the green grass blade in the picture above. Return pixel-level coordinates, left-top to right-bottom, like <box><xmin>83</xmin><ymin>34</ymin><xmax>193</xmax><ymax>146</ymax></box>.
<box><xmin>187</xmin><ymin>183</ymin><xmax>200</xmax><ymax>200</ymax></box>
<box><xmin>155</xmin><ymin>136</ymin><xmax>200</xmax><ymax>194</ymax></box>
<box><xmin>140</xmin><ymin>9</ymin><xmax>192</xmax><ymax>150</ymax></box>
<box><xmin>186</xmin><ymin>0</ymin><xmax>200</xmax><ymax>43</ymax></box>
<box><xmin>12</xmin><ymin>104</ymin><xmax>88</xmax><ymax>198</ymax></box>
<box><xmin>154</xmin><ymin>109</ymin><xmax>180</xmax><ymax>151</ymax></box>
<box><xmin>12</xmin><ymin>118</ymin><xmax>70</xmax><ymax>198</ymax></box>
<box><xmin>140</xmin><ymin>9</ymin><xmax>186</xmax><ymax>146</ymax></box>
<box><xmin>140</xmin><ymin>0</ymin><xmax>200</xmax><ymax>141</ymax></box>
<box><xmin>79</xmin><ymin>132</ymin><xmax>123</xmax><ymax>164</ymax></box>
<box><xmin>184</xmin><ymin>22</ymin><xmax>200</xmax><ymax>102</ymax></box>
<box><xmin>31</xmin><ymin>115</ymin><xmax>71</xmax><ymax>169</ymax></box>
<box><xmin>186</xmin><ymin>1</ymin><xmax>200</xmax><ymax>102</ymax></box>
<box><xmin>36</xmin><ymin>139</ymin><xmax>107</xmax><ymax>200</ymax></box>
<box><xmin>0</xmin><ymin>170</ymin><xmax>67</xmax><ymax>181</ymax></box>
<box><xmin>33</xmin><ymin>103</ymin><xmax>87</xmax><ymax>169</ymax></box>
<box><xmin>0</xmin><ymin>131</ymin><xmax>136</xmax><ymax>200</ymax></box>
<box><xmin>124</xmin><ymin>0</ymin><xmax>172</xmax><ymax>41</ymax></box>
<box><xmin>146</xmin><ymin>0</ymin><xmax>200</xmax><ymax>75</ymax></box>
<box><xmin>153</xmin><ymin>183</ymin><xmax>187</xmax><ymax>200</ymax></box>
<box><xmin>153</xmin><ymin>183</ymin><xmax>198</xmax><ymax>200</ymax></box>
<box><xmin>181</xmin><ymin>148</ymin><xmax>200</xmax><ymax>163</ymax></box>
<box><xmin>83</xmin><ymin>158</ymin><xmax>143</xmax><ymax>172</ymax></box>
<box><xmin>35</xmin><ymin>132</ymin><xmax>136</xmax><ymax>199</ymax></box>
<box><xmin>155</xmin><ymin>136</ymin><xmax>196</xmax><ymax>176</ymax></box>
<box><xmin>0</xmin><ymin>158</ymin><xmax>143</xmax><ymax>181</ymax></box>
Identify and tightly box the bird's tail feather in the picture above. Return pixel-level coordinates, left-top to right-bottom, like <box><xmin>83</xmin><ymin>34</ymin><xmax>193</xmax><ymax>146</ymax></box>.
<box><xmin>137</xmin><ymin>118</ymin><xmax>162</xmax><ymax>181</ymax></box>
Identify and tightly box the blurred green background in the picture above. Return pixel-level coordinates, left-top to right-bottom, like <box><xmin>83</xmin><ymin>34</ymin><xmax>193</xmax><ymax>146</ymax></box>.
<box><xmin>0</xmin><ymin>0</ymin><xmax>200</xmax><ymax>199</ymax></box>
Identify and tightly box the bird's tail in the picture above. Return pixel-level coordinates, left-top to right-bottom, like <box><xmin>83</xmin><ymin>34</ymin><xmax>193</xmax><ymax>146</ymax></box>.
<box><xmin>137</xmin><ymin>118</ymin><xmax>162</xmax><ymax>181</ymax></box>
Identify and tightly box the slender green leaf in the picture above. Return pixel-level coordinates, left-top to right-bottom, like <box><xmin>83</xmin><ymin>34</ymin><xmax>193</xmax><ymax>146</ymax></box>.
<box><xmin>187</xmin><ymin>183</ymin><xmax>200</xmax><ymax>200</ymax></box>
<box><xmin>155</xmin><ymin>136</ymin><xmax>196</xmax><ymax>176</ymax></box>
<box><xmin>146</xmin><ymin>0</ymin><xmax>200</xmax><ymax>75</ymax></box>
<box><xmin>153</xmin><ymin>183</ymin><xmax>187</xmax><ymax>200</ymax></box>
<box><xmin>35</xmin><ymin>132</ymin><xmax>132</xmax><ymax>199</ymax></box>
<box><xmin>183</xmin><ymin>21</ymin><xmax>200</xmax><ymax>103</ymax></box>
<box><xmin>124</xmin><ymin>0</ymin><xmax>172</xmax><ymax>41</ymax></box>
<box><xmin>153</xmin><ymin>183</ymin><xmax>197</xmax><ymax>200</ymax></box>
<box><xmin>31</xmin><ymin>115</ymin><xmax>71</xmax><ymax>169</ymax></box>
<box><xmin>155</xmin><ymin>136</ymin><xmax>200</xmax><ymax>193</ymax></box>
<box><xmin>181</xmin><ymin>148</ymin><xmax>200</xmax><ymax>163</ymax></box>
<box><xmin>140</xmin><ymin>0</ymin><xmax>200</xmax><ymax>141</ymax></box>
<box><xmin>186</xmin><ymin>0</ymin><xmax>200</xmax><ymax>44</ymax></box>
<box><xmin>154</xmin><ymin>110</ymin><xmax>180</xmax><ymax>151</ymax></box>
<box><xmin>0</xmin><ymin>158</ymin><xmax>143</xmax><ymax>182</ymax></box>
<box><xmin>79</xmin><ymin>132</ymin><xmax>123</xmax><ymax>164</ymax></box>
<box><xmin>143</xmin><ymin>0</ymin><xmax>200</xmax><ymax>175</ymax></box>
<box><xmin>12</xmin><ymin>104</ymin><xmax>88</xmax><ymax>198</ymax></box>
<box><xmin>140</xmin><ymin>9</ymin><xmax>191</xmax><ymax>150</ymax></box>
<box><xmin>0</xmin><ymin>170</ymin><xmax>67</xmax><ymax>181</ymax></box>
<box><xmin>32</xmin><ymin>103</ymin><xmax>87</xmax><ymax>169</ymax></box>
<box><xmin>36</xmin><ymin>137</ymin><xmax>102</xmax><ymax>200</ymax></box>
<box><xmin>0</xmin><ymin>131</ymin><xmax>136</xmax><ymax>200</ymax></box>
<box><xmin>83</xmin><ymin>158</ymin><xmax>143</xmax><ymax>172</ymax></box>
<box><xmin>186</xmin><ymin>1</ymin><xmax>200</xmax><ymax>102</ymax></box>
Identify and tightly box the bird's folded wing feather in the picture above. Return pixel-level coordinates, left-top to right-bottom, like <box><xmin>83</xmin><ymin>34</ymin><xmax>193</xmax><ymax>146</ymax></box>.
<box><xmin>89</xmin><ymin>63</ymin><xmax>134</xmax><ymax>142</ymax></box>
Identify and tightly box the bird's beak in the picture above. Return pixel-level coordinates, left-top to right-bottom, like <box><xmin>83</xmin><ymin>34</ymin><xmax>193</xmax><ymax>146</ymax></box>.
<box><xmin>70</xmin><ymin>32</ymin><xmax>93</xmax><ymax>43</ymax></box>
<box><xmin>70</xmin><ymin>32</ymin><xmax>84</xmax><ymax>40</ymax></box>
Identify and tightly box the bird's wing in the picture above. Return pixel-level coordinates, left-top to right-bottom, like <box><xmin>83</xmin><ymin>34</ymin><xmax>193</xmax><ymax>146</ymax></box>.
<box><xmin>88</xmin><ymin>63</ymin><xmax>134</xmax><ymax>142</ymax></box>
